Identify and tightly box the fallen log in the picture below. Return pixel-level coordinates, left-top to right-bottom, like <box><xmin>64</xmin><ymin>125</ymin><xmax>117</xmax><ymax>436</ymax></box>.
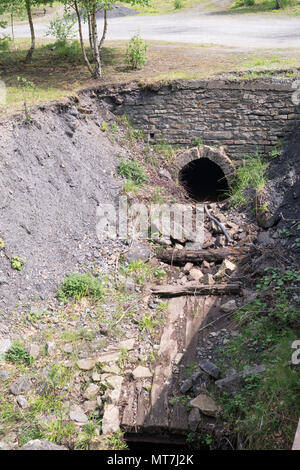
<box><xmin>151</xmin><ymin>283</ymin><xmax>242</xmax><ymax>297</ymax></box>
<box><xmin>157</xmin><ymin>247</ymin><xmax>249</xmax><ymax>265</ymax></box>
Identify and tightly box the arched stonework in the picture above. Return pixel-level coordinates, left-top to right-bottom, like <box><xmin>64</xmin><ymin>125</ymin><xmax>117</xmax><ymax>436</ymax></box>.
<box><xmin>173</xmin><ymin>145</ymin><xmax>236</xmax><ymax>186</ymax></box>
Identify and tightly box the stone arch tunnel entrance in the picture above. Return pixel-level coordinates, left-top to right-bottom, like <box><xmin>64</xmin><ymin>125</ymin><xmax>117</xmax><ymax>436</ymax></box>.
<box><xmin>175</xmin><ymin>145</ymin><xmax>235</xmax><ymax>203</ymax></box>
<box><xmin>179</xmin><ymin>157</ymin><xmax>230</xmax><ymax>202</ymax></box>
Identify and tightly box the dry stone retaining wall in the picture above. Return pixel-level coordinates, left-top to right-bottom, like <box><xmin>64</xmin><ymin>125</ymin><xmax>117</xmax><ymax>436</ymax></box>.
<box><xmin>96</xmin><ymin>78</ymin><xmax>300</xmax><ymax>159</ymax></box>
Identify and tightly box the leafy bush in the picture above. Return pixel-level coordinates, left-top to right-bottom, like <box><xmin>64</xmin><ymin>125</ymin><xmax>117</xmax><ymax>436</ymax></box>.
<box><xmin>228</xmin><ymin>155</ymin><xmax>269</xmax><ymax>207</ymax></box>
<box><xmin>11</xmin><ymin>256</ymin><xmax>23</xmax><ymax>271</ymax></box>
<box><xmin>5</xmin><ymin>342</ymin><xmax>34</xmax><ymax>365</ymax></box>
<box><xmin>174</xmin><ymin>0</ymin><xmax>184</xmax><ymax>9</ymax></box>
<box><xmin>46</xmin><ymin>14</ymin><xmax>76</xmax><ymax>44</ymax></box>
<box><xmin>57</xmin><ymin>273</ymin><xmax>104</xmax><ymax>303</ymax></box>
<box><xmin>125</xmin><ymin>33</ymin><xmax>148</xmax><ymax>69</ymax></box>
<box><xmin>118</xmin><ymin>158</ymin><xmax>148</xmax><ymax>186</ymax></box>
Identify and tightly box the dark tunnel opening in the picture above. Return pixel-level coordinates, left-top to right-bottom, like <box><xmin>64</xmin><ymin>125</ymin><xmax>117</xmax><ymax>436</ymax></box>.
<box><xmin>179</xmin><ymin>158</ymin><xmax>230</xmax><ymax>202</ymax></box>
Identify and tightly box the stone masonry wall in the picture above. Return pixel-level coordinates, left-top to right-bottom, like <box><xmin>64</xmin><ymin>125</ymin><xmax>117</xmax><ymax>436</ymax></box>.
<box><xmin>95</xmin><ymin>78</ymin><xmax>300</xmax><ymax>159</ymax></box>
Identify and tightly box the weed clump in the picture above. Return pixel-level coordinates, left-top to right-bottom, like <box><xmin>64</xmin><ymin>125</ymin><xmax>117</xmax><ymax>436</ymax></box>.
<box><xmin>56</xmin><ymin>273</ymin><xmax>104</xmax><ymax>303</ymax></box>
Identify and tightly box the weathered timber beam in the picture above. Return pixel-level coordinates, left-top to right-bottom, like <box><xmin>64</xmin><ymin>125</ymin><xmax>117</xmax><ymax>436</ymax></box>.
<box><xmin>150</xmin><ymin>283</ymin><xmax>242</xmax><ymax>297</ymax></box>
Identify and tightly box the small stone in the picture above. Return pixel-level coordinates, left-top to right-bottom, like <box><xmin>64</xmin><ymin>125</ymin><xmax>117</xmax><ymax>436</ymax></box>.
<box><xmin>189</xmin><ymin>268</ymin><xmax>203</xmax><ymax>282</ymax></box>
<box><xmin>124</xmin><ymin>242</ymin><xmax>151</xmax><ymax>263</ymax></box>
<box><xmin>188</xmin><ymin>408</ymin><xmax>201</xmax><ymax>432</ymax></box>
<box><xmin>10</xmin><ymin>378</ymin><xmax>32</xmax><ymax>396</ymax></box>
<box><xmin>0</xmin><ymin>338</ymin><xmax>11</xmax><ymax>356</ymax></box>
<box><xmin>46</xmin><ymin>342</ymin><xmax>55</xmax><ymax>357</ymax></box>
<box><xmin>83</xmin><ymin>383</ymin><xmax>98</xmax><ymax>399</ymax></box>
<box><xmin>199</xmin><ymin>359</ymin><xmax>220</xmax><ymax>379</ymax></box>
<box><xmin>98</xmin><ymin>351</ymin><xmax>120</xmax><ymax>363</ymax></box>
<box><xmin>183</xmin><ymin>262</ymin><xmax>193</xmax><ymax>273</ymax></box>
<box><xmin>92</xmin><ymin>372</ymin><xmax>101</xmax><ymax>382</ymax></box>
<box><xmin>101</xmin><ymin>404</ymin><xmax>120</xmax><ymax>434</ymax></box>
<box><xmin>124</xmin><ymin>278</ymin><xmax>135</xmax><ymax>292</ymax></box>
<box><xmin>0</xmin><ymin>370</ymin><xmax>10</xmax><ymax>380</ymax></box>
<box><xmin>119</xmin><ymin>338</ymin><xmax>135</xmax><ymax>351</ymax></box>
<box><xmin>70</xmin><ymin>405</ymin><xmax>88</xmax><ymax>424</ymax></box>
<box><xmin>132</xmin><ymin>366</ymin><xmax>152</xmax><ymax>379</ymax></box>
<box><xmin>77</xmin><ymin>359</ymin><xmax>96</xmax><ymax>370</ymax></box>
<box><xmin>102</xmin><ymin>364</ymin><xmax>121</xmax><ymax>375</ymax></box>
<box><xmin>159</xmin><ymin>169</ymin><xmax>172</xmax><ymax>180</ymax></box>
<box><xmin>27</xmin><ymin>344</ymin><xmax>40</xmax><ymax>359</ymax></box>
<box><xmin>19</xmin><ymin>440</ymin><xmax>68</xmax><ymax>450</ymax></box>
<box><xmin>63</xmin><ymin>344</ymin><xmax>73</xmax><ymax>354</ymax></box>
<box><xmin>16</xmin><ymin>395</ymin><xmax>27</xmax><ymax>408</ymax></box>
<box><xmin>190</xmin><ymin>394</ymin><xmax>218</xmax><ymax>417</ymax></box>
<box><xmin>215</xmin><ymin>259</ymin><xmax>237</xmax><ymax>279</ymax></box>
<box><xmin>202</xmin><ymin>273</ymin><xmax>214</xmax><ymax>285</ymax></box>
<box><xmin>220</xmin><ymin>300</ymin><xmax>237</xmax><ymax>313</ymax></box>
<box><xmin>96</xmin><ymin>396</ymin><xmax>103</xmax><ymax>408</ymax></box>
<box><xmin>180</xmin><ymin>378</ymin><xmax>193</xmax><ymax>394</ymax></box>
<box><xmin>82</xmin><ymin>401</ymin><xmax>97</xmax><ymax>413</ymax></box>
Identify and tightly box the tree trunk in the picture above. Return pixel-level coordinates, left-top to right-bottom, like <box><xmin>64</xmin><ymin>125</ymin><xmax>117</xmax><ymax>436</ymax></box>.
<box><xmin>88</xmin><ymin>13</ymin><xmax>94</xmax><ymax>53</ymax></box>
<box><xmin>11</xmin><ymin>12</ymin><xmax>16</xmax><ymax>49</ymax></box>
<box><xmin>73</xmin><ymin>0</ymin><xmax>94</xmax><ymax>77</ymax></box>
<box><xmin>90</xmin><ymin>1</ymin><xmax>101</xmax><ymax>78</ymax></box>
<box><xmin>275</xmin><ymin>0</ymin><xmax>281</xmax><ymax>8</ymax></box>
<box><xmin>25</xmin><ymin>0</ymin><xmax>35</xmax><ymax>62</ymax></box>
<box><xmin>150</xmin><ymin>283</ymin><xmax>242</xmax><ymax>297</ymax></box>
<box><xmin>99</xmin><ymin>9</ymin><xmax>107</xmax><ymax>50</ymax></box>
<box><xmin>156</xmin><ymin>247</ymin><xmax>249</xmax><ymax>265</ymax></box>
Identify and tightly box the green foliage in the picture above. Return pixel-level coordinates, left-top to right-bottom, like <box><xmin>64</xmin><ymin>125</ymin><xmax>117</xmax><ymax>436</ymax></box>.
<box><xmin>174</xmin><ymin>0</ymin><xmax>184</xmax><ymax>8</ymax></box>
<box><xmin>75</xmin><ymin>420</ymin><xmax>98</xmax><ymax>450</ymax></box>
<box><xmin>42</xmin><ymin>418</ymin><xmax>76</xmax><ymax>445</ymax></box>
<box><xmin>217</xmin><ymin>267</ymin><xmax>300</xmax><ymax>449</ymax></box>
<box><xmin>5</xmin><ymin>341</ymin><xmax>34</xmax><ymax>365</ymax></box>
<box><xmin>139</xmin><ymin>313</ymin><xmax>159</xmax><ymax>332</ymax></box>
<box><xmin>125</xmin><ymin>33</ymin><xmax>148</xmax><ymax>69</ymax></box>
<box><xmin>10</xmin><ymin>256</ymin><xmax>23</xmax><ymax>271</ymax></box>
<box><xmin>106</xmin><ymin>430</ymin><xmax>128</xmax><ymax>450</ymax></box>
<box><xmin>102</xmin><ymin>120</ymin><xmax>108</xmax><ymax>131</ymax></box>
<box><xmin>228</xmin><ymin>155</ymin><xmax>268</xmax><ymax>207</ymax></box>
<box><xmin>56</xmin><ymin>273</ymin><xmax>104</xmax><ymax>303</ymax></box>
<box><xmin>46</xmin><ymin>13</ymin><xmax>76</xmax><ymax>44</ymax></box>
<box><xmin>192</xmin><ymin>136</ymin><xmax>203</xmax><ymax>146</ymax></box>
<box><xmin>118</xmin><ymin>157</ymin><xmax>148</xmax><ymax>186</ymax></box>
<box><xmin>0</xmin><ymin>35</ymin><xmax>10</xmax><ymax>51</ymax></box>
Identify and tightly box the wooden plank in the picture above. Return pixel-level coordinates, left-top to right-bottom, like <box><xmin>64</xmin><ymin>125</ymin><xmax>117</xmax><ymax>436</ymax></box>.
<box><xmin>157</xmin><ymin>247</ymin><xmax>249</xmax><ymax>265</ymax></box>
<box><xmin>151</xmin><ymin>283</ymin><xmax>242</xmax><ymax>297</ymax></box>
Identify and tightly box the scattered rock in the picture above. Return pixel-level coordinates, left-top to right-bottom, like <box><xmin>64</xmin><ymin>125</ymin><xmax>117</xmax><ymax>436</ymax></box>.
<box><xmin>63</xmin><ymin>343</ymin><xmax>73</xmax><ymax>354</ymax></box>
<box><xmin>102</xmin><ymin>363</ymin><xmax>121</xmax><ymax>375</ymax></box>
<box><xmin>82</xmin><ymin>400</ymin><xmax>97</xmax><ymax>413</ymax></box>
<box><xmin>199</xmin><ymin>359</ymin><xmax>220</xmax><ymax>379</ymax></box>
<box><xmin>183</xmin><ymin>262</ymin><xmax>193</xmax><ymax>273</ymax></box>
<box><xmin>0</xmin><ymin>338</ymin><xmax>11</xmax><ymax>356</ymax></box>
<box><xmin>19</xmin><ymin>439</ymin><xmax>68</xmax><ymax>450</ymax></box>
<box><xmin>257</xmin><ymin>231</ymin><xmax>275</xmax><ymax>246</ymax></box>
<box><xmin>0</xmin><ymin>370</ymin><xmax>9</xmax><ymax>380</ymax></box>
<box><xmin>119</xmin><ymin>338</ymin><xmax>135</xmax><ymax>351</ymax></box>
<box><xmin>98</xmin><ymin>351</ymin><xmax>120</xmax><ymax>363</ymax></box>
<box><xmin>70</xmin><ymin>405</ymin><xmax>88</xmax><ymax>424</ymax></box>
<box><xmin>190</xmin><ymin>394</ymin><xmax>218</xmax><ymax>417</ymax></box>
<box><xmin>188</xmin><ymin>408</ymin><xmax>201</xmax><ymax>432</ymax></box>
<box><xmin>132</xmin><ymin>365</ymin><xmax>152</xmax><ymax>379</ymax></box>
<box><xmin>83</xmin><ymin>383</ymin><xmax>99</xmax><ymax>399</ymax></box>
<box><xmin>77</xmin><ymin>358</ymin><xmax>96</xmax><ymax>370</ymax></box>
<box><xmin>189</xmin><ymin>268</ymin><xmax>203</xmax><ymax>282</ymax></box>
<box><xmin>124</xmin><ymin>242</ymin><xmax>151</xmax><ymax>263</ymax></box>
<box><xmin>10</xmin><ymin>378</ymin><xmax>32</xmax><ymax>396</ymax></box>
<box><xmin>92</xmin><ymin>372</ymin><xmax>101</xmax><ymax>382</ymax></box>
<box><xmin>0</xmin><ymin>322</ymin><xmax>9</xmax><ymax>337</ymax></box>
<box><xmin>27</xmin><ymin>344</ymin><xmax>40</xmax><ymax>359</ymax></box>
<box><xmin>159</xmin><ymin>169</ymin><xmax>172</xmax><ymax>180</ymax></box>
<box><xmin>215</xmin><ymin>365</ymin><xmax>266</xmax><ymax>395</ymax></box>
<box><xmin>220</xmin><ymin>299</ymin><xmax>237</xmax><ymax>313</ymax></box>
<box><xmin>215</xmin><ymin>259</ymin><xmax>237</xmax><ymax>279</ymax></box>
<box><xmin>46</xmin><ymin>342</ymin><xmax>55</xmax><ymax>357</ymax></box>
<box><xmin>180</xmin><ymin>378</ymin><xmax>193</xmax><ymax>394</ymax></box>
<box><xmin>123</xmin><ymin>278</ymin><xmax>135</xmax><ymax>292</ymax></box>
<box><xmin>16</xmin><ymin>395</ymin><xmax>27</xmax><ymax>408</ymax></box>
<box><xmin>101</xmin><ymin>404</ymin><xmax>120</xmax><ymax>434</ymax></box>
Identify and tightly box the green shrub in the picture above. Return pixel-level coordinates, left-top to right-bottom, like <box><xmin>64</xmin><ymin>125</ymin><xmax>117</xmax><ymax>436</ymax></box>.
<box><xmin>0</xmin><ymin>36</ymin><xmax>10</xmax><ymax>52</ymax></box>
<box><xmin>125</xmin><ymin>33</ymin><xmax>148</xmax><ymax>69</ymax></box>
<box><xmin>11</xmin><ymin>256</ymin><xmax>23</xmax><ymax>271</ymax></box>
<box><xmin>46</xmin><ymin>14</ymin><xmax>76</xmax><ymax>44</ymax></box>
<box><xmin>57</xmin><ymin>273</ymin><xmax>104</xmax><ymax>303</ymax></box>
<box><xmin>118</xmin><ymin>158</ymin><xmax>148</xmax><ymax>186</ymax></box>
<box><xmin>174</xmin><ymin>0</ymin><xmax>184</xmax><ymax>9</ymax></box>
<box><xmin>5</xmin><ymin>342</ymin><xmax>34</xmax><ymax>366</ymax></box>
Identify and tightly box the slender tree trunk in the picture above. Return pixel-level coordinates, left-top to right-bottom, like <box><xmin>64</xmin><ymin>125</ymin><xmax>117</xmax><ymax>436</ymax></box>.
<box><xmin>275</xmin><ymin>0</ymin><xmax>281</xmax><ymax>8</ymax></box>
<box><xmin>99</xmin><ymin>9</ymin><xmax>107</xmax><ymax>51</ymax></box>
<box><xmin>11</xmin><ymin>12</ymin><xmax>16</xmax><ymax>49</ymax></box>
<box><xmin>73</xmin><ymin>0</ymin><xmax>94</xmax><ymax>77</ymax></box>
<box><xmin>25</xmin><ymin>0</ymin><xmax>35</xmax><ymax>62</ymax></box>
<box><xmin>88</xmin><ymin>13</ymin><xmax>94</xmax><ymax>53</ymax></box>
<box><xmin>90</xmin><ymin>1</ymin><xmax>101</xmax><ymax>78</ymax></box>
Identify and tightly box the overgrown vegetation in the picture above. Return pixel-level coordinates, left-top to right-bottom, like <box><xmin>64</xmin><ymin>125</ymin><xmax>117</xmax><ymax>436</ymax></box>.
<box><xmin>228</xmin><ymin>154</ymin><xmax>269</xmax><ymax>207</ymax></box>
<box><xmin>217</xmin><ymin>267</ymin><xmax>300</xmax><ymax>450</ymax></box>
<box><xmin>5</xmin><ymin>341</ymin><xmax>34</xmax><ymax>365</ymax></box>
<box><xmin>56</xmin><ymin>272</ymin><xmax>105</xmax><ymax>303</ymax></box>
<box><xmin>125</xmin><ymin>32</ymin><xmax>148</xmax><ymax>69</ymax></box>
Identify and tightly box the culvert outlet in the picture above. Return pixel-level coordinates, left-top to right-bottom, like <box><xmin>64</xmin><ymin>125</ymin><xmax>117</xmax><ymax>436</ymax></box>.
<box><xmin>174</xmin><ymin>145</ymin><xmax>235</xmax><ymax>202</ymax></box>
